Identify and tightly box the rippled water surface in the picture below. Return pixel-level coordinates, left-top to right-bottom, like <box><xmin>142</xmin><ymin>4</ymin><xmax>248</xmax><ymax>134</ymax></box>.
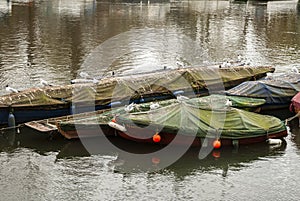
<box><xmin>1</xmin><ymin>0</ymin><xmax>300</xmax><ymax>200</ymax></box>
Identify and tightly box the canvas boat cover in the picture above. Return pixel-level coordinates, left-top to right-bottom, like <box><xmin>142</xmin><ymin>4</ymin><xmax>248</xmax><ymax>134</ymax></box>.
<box><xmin>226</xmin><ymin>73</ymin><xmax>300</xmax><ymax>105</ymax></box>
<box><xmin>0</xmin><ymin>66</ymin><xmax>273</xmax><ymax>108</ymax></box>
<box><xmin>194</xmin><ymin>94</ymin><xmax>266</xmax><ymax>109</ymax></box>
<box><xmin>57</xmin><ymin>95</ymin><xmax>284</xmax><ymax>139</ymax></box>
<box><xmin>116</xmin><ymin>98</ymin><xmax>286</xmax><ymax>139</ymax></box>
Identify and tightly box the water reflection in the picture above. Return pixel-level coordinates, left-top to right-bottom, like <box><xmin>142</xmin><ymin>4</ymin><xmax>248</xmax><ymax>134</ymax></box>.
<box><xmin>2</xmin><ymin>0</ymin><xmax>300</xmax><ymax>199</ymax></box>
<box><xmin>111</xmin><ymin>141</ymin><xmax>287</xmax><ymax>177</ymax></box>
<box><xmin>51</xmin><ymin>0</ymin><xmax>96</xmax><ymax>17</ymax></box>
<box><xmin>0</xmin><ymin>127</ymin><xmax>65</xmax><ymax>153</ymax></box>
<box><xmin>80</xmin><ymin>27</ymin><xmax>210</xmax><ymax>78</ymax></box>
<box><xmin>267</xmin><ymin>0</ymin><xmax>298</xmax><ymax>14</ymax></box>
<box><xmin>288</xmin><ymin>119</ymin><xmax>300</xmax><ymax>150</ymax></box>
<box><xmin>0</xmin><ymin>126</ymin><xmax>287</xmax><ymax>178</ymax></box>
<box><xmin>0</xmin><ymin>0</ymin><xmax>11</xmax><ymax>17</ymax></box>
<box><xmin>1</xmin><ymin>0</ymin><xmax>300</xmax><ymax>95</ymax></box>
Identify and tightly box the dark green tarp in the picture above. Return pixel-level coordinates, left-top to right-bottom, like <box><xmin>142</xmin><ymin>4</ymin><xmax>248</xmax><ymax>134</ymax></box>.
<box><xmin>117</xmin><ymin>97</ymin><xmax>286</xmax><ymax>139</ymax></box>
<box><xmin>58</xmin><ymin>95</ymin><xmax>285</xmax><ymax>139</ymax></box>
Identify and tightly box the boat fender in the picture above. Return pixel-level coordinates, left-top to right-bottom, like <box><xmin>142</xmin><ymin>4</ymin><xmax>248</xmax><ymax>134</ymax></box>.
<box><xmin>108</xmin><ymin>101</ymin><xmax>122</xmax><ymax>107</ymax></box>
<box><xmin>108</xmin><ymin>122</ymin><xmax>127</xmax><ymax>132</ymax></box>
<box><xmin>267</xmin><ymin>138</ymin><xmax>282</xmax><ymax>145</ymax></box>
<box><xmin>8</xmin><ymin>108</ymin><xmax>16</xmax><ymax>127</ymax></box>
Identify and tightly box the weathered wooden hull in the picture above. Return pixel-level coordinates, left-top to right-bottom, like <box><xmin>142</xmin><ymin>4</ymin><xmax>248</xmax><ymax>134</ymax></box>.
<box><xmin>57</xmin><ymin>124</ymin><xmax>116</xmax><ymax>139</ymax></box>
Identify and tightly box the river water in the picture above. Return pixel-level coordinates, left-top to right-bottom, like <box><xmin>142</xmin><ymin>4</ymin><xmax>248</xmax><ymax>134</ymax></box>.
<box><xmin>1</xmin><ymin>0</ymin><xmax>300</xmax><ymax>200</ymax></box>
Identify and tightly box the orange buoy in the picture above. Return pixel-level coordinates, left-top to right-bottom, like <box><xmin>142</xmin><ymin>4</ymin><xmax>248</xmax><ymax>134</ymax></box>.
<box><xmin>152</xmin><ymin>133</ymin><xmax>161</xmax><ymax>143</ymax></box>
<box><xmin>213</xmin><ymin>139</ymin><xmax>221</xmax><ymax>149</ymax></box>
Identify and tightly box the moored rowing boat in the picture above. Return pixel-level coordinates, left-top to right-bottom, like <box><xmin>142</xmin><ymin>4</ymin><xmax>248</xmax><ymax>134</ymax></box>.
<box><xmin>0</xmin><ymin>65</ymin><xmax>274</xmax><ymax>125</ymax></box>
<box><xmin>114</xmin><ymin>99</ymin><xmax>287</xmax><ymax>147</ymax></box>
<box><xmin>54</xmin><ymin>95</ymin><xmax>286</xmax><ymax>147</ymax></box>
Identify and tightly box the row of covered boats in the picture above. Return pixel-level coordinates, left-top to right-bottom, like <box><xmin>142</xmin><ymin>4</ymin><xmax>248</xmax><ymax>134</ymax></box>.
<box><xmin>2</xmin><ymin>63</ymin><xmax>299</xmax><ymax>149</ymax></box>
<box><xmin>0</xmin><ymin>64</ymin><xmax>274</xmax><ymax>125</ymax></box>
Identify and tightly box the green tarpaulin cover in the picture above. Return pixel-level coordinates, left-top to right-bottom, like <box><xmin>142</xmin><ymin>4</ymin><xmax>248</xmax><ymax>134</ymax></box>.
<box><xmin>117</xmin><ymin>97</ymin><xmax>285</xmax><ymax>139</ymax></box>
<box><xmin>0</xmin><ymin>66</ymin><xmax>273</xmax><ymax>107</ymax></box>
<box><xmin>58</xmin><ymin>94</ymin><xmax>284</xmax><ymax>139</ymax></box>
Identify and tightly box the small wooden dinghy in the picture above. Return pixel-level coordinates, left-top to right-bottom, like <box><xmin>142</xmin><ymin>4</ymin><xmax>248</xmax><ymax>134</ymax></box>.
<box><xmin>25</xmin><ymin>121</ymin><xmax>57</xmax><ymax>133</ymax></box>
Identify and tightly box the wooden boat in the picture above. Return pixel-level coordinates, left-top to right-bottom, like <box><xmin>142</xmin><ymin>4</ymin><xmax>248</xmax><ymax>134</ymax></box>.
<box><xmin>25</xmin><ymin>109</ymin><xmax>113</xmax><ymax>139</ymax></box>
<box><xmin>226</xmin><ymin>73</ymin><xmax>300</xmax><ymax>111</ymax></box>
<box><xmin>0</xmin><ymin>65</ymin><xmax>274</xmax><ymax>125</ymax></box>
<box><xmin>54</xmin><ymin>95</ymin><xmax>286</xmax><ymax>146</ymax></box>
<box><xmin>114</xmin><ymin>100</ymin><xmax>287</xmax><ymax>147</ymax></box>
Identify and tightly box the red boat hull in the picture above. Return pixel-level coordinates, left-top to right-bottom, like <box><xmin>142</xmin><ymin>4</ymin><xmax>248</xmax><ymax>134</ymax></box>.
<box><xmin>117</xmin><ymin>126</ymin><xmax>288</xmax><ymax>147</ymax></box>
<box><xmin>57</xmin><ymin>124</ymin><xmax>116</xmax><ymax>139</ymax></box>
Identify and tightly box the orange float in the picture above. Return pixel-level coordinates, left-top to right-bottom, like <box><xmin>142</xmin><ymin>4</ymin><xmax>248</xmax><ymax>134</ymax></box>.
<box><xmin>152</xmin><ymin>133</ymin><xmax>161</xmax><ymax>143</ymax></box>
<box><xmin>213</xmin><ymin>139</ymin><xmax>221</xmax><ymax>149</ymax></box>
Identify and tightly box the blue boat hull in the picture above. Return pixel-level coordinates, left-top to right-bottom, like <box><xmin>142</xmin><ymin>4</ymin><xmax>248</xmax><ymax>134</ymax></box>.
<box><xmin>0</xmin><ymin>107</ymin><xmax>69</xmax><ymax>125</ymax></box>
<box><xmin>0</xmin><ymin>94</ymin><xmax>178</xmax><ymax>125</ymax></box>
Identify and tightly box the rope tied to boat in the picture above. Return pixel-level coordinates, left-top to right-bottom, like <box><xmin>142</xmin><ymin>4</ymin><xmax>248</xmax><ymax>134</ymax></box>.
<box><xmin>285</xmin><ymin>111</ymin><xmax>300</xmax><ymax>125</ymax></box>
<box><xmin>0</xmin><ymin>124</ymin><xmax>23</xmax><ymax>133</ymax></box>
